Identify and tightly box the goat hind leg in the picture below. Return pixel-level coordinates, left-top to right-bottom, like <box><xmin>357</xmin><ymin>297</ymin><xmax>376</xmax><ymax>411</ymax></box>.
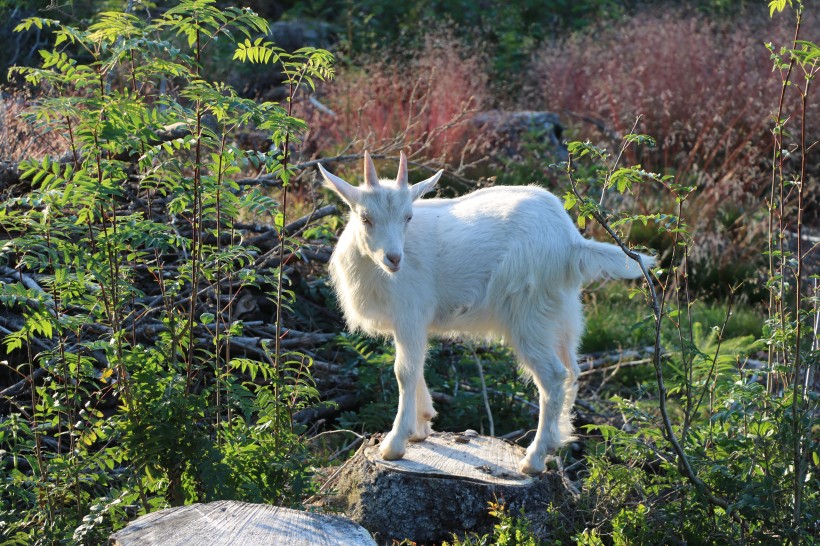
<box><xmin>410</xmin><ymin>378</ymin><xmax>436</xmax><ymax>441</ymax></box>
<box><xmin>558</xmin><ymin>341</ymin><xmax>580</xmax><ymax>444</ymax></box>
<box><xmin>518</xmin><ymin>350</ymin><xmax>568</xmax><ymax>475</ymax></box>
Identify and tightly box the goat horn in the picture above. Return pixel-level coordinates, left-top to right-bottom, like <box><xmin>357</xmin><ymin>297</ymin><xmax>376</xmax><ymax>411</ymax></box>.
<box><xmin>363</xmin><ymin>151</ymin><xmax>380</xmax><ymax>187</ymax></box>
<box><xmin>396</xmin><ymin>151</ymin><xmax>409</xmax><ymax>187</ymax></box>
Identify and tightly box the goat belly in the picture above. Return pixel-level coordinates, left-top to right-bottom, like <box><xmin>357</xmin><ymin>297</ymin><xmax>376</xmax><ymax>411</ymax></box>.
<box><xmin>430</xmin><ymin>303</ymin><xmax>470</xmax><ymax>329</ymax></box>
<box><xmin>430</xmin><ymin>300</ymin><xmax>501</xmax><ymax>337</ymax></box>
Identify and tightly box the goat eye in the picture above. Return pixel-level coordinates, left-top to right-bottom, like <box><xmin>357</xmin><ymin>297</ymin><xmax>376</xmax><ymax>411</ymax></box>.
<box><xmin>406</xmin><ymin>215</ymin><xmax>412</xmax><ymax>223</ymax></box>
<box><xmin>361</xmin><ymin>215</ymin><xmax>372</xmax><ymax>226</ymax></box>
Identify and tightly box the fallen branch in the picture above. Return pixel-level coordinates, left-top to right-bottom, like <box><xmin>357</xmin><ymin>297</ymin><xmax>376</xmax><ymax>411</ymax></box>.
<box><xmin>294</xmin><ymin>393</ymin><xmax>359</xmax><ymax>425</ymax></box>
<box><xmin>0</xmin><ymin>366</ymin><xmax>47</xmax><ymax>398</ymax></box>
<box><xmin>243</xmin><ymin>204</ymin><xmax>338</xmax><ymax>250</ymax></box>
<box><xmin>578</xmin><ymin>347</ymin><xmax>657</xmax><ymax>374</ymax></box>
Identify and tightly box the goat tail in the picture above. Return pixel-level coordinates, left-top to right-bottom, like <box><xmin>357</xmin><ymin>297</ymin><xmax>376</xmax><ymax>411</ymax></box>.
<box><xmin>574</xmin><ymin>240</ymin><xmax>655</xmax><ymax>283</ymax></box>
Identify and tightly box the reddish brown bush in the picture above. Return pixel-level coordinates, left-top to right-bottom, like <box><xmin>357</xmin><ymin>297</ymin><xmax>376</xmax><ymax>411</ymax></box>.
<box><xmin>297</xmin><ymin>32</ymin><xmax>491</xmax><ymax>174</ymax></box>
<box><xmin>525</xmin><ymin>11</ymin><xmax>817</xmax><ymax>203</ymax></box>
<box><xmin>523</xmin><ymin>10</ymin><xmax>819</xmax><ymax>292</ymax></box>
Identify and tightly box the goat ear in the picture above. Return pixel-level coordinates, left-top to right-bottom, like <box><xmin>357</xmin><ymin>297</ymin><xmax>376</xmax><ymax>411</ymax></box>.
<box><xmin>363</xmin><ymin>150</ymin><xmax>380</xmax><ymax>188</ymax></box>
<box><xmin>396</xmin><ymin>151</ymin><xmax>409</xmax><ymax>188</ymax></box>
<box><xmin>318</xmin><ymin>163</ymin><xmax>359</xmax><ymax>206</ymax></box>
<box><xmin>410</xmin><ymin>169</ymin><xmax>443</xmax><ymax>201</ymax></box>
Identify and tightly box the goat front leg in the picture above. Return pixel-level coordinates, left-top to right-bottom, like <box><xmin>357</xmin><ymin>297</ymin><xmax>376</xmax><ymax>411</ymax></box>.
<box><xmin>380</xmin><ymin>330</ymin><xmax>427</xmax><ymax>460</ymax></box>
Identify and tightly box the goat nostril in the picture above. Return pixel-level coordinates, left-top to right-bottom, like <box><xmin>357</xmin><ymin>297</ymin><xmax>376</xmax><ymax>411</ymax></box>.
<box><xmin>386</xmin><ymin>253</ymin><xmax>401</xmax><ymax>268</ymax></box>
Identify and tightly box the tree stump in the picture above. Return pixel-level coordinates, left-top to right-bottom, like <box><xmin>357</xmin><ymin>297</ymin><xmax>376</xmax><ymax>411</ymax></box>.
<box><xmin>332</xmin><ymin>431</ymin><xmax>566</xmax><ymax>544</ymax></box>
<box><xmin>108</xmin><ymin>500</ymin><xmax>376</xmax><ymax>546</ymax></box>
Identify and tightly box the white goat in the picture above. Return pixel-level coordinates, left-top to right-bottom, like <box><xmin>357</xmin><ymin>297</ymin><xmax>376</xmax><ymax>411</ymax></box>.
<box><xmin>318</xmin><ymin>151</ymin><xmax>654</xmax><ymax>474</ymax></box>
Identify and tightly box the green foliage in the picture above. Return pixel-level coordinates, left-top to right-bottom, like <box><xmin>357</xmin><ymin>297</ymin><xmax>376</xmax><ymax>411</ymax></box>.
<box><xmin>582</xmin><ymin>282</ymin><xmax>764</xmax><ymax>358</ymax></box>
<box><xmin>555</xmin><ymin>7</ymin><xmax>820</xmax><ymax>535</ymax></box>
<box><xmin>768</xmin><ymin>0</ymin><xmax>792</xmax><ymax>17</ymax></box>
<box><xmin>289</xmin><ymin>0</ymin><xmax>616</xmax><ymax>75</ymax></box>
<box><xmin>443</xmin><ymin>501</ymin><xmax>539</xmax><ymax>546</ymax></box>
<box><xmin>1</xmin><ymin>2</ymin><xmax>333</xmax><ymax>542</ymax></box>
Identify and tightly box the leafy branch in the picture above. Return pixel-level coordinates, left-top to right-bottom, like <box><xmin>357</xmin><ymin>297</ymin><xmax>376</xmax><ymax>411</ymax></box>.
<box><xmin>559</xmin><ymin>135</ymin><xmax>743</xmax><ymax>523</ymax></box>
<box><xmin>0</xmin><ymin>2</ymin><xmax>335</xmax><ymax>541</ymax></box>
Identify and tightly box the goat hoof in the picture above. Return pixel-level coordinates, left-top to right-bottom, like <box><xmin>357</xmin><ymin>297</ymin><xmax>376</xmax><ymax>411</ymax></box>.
<box><xmin>379</xmin><ymin>435</ymin><xmax>407</xmax><ymax>460</ymax></box>
<box><xmin>518</xmin><ymin>457</ymin><xmax>546</xmax><ymax>475</ymax></box>
<box><xmin>410</xmin><ymin>422</ymin><xmax>433</xmax><ymax>442</ymax></box>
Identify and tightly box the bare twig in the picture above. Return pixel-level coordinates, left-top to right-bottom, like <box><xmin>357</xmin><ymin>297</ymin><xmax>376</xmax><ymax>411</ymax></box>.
<box><xmin>295</xmin><ymin>153</ymin><xmax>477</xmax><ymax>188</ymax></box>
<box><xmin>554</xmin><ymin>455</ymin><xmax>581</xmax><ymax>498</ymax></box>
<box><xmin>468</xmin><ymin>343</ymin><xmax>494</xmax><ymax>437</ymax></box>
<box><xmin>308</xmin><ymin>95</ymin><xmax>336</xmax><ymax>117</ymax></box>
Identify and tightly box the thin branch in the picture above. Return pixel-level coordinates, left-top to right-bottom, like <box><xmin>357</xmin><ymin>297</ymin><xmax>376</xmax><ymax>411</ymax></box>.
<box><xmin>565</xmin><ymin>150</ymin><xmax>739</xmax><ymax>521</ymax></box>
<box><xmin>468</xmin><ymin>344</ymin><xmax>494</xmax><ymax>437</ymax></box>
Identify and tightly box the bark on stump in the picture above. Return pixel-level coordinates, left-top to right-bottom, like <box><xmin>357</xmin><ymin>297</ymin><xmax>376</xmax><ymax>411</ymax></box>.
<box><xmin>333</xmin><ymin>431</ymin><xmax>565</xmax><ymax>544</ymax></box>
<box><xmin>108</xmin><ymin>500</ymin><xmax>376</xmax><ymax>546</ymax></box>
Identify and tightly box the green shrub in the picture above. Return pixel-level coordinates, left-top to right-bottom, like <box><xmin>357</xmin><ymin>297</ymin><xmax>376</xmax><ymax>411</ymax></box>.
<box><xmin>289</xmin><ymin>0</ymin><xmax>614</xmax><ymax>75</ymax></box>
<box><xmin>443</xmin><ymin>501</ymin><xmax>540</xmax><ymax>546</ymax></box>
<box><xmin>553</xmin><ymin>1</ymin><xmax>820</xmax><ymax>536</ymax></box>
<box><xmin>0</xmin><ymin>2</ymin><xmax>333</xmax><ymax>542</ymax></box>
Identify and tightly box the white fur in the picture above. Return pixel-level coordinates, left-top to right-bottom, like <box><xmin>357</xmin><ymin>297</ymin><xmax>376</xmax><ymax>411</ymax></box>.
<box><xmin>319</xmin><ymin>151</ymin><xmax>655</xmax><ymax>474</ymax></box>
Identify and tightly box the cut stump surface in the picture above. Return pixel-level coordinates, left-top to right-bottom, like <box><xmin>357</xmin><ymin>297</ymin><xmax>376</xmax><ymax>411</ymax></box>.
<box><xmin>108</xmin><ymin>500</ymin><xmax>376</xmax><ymax>546</ymax></box>
<box><xmin>333</xmin><ymin>431</ymin><xmax>566</xmax><ymax>544</ymax></box>
<box><xmin>366</xmin><ymin>430</ymin><xmax>532</xmax><ymax>486</ymax></box>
